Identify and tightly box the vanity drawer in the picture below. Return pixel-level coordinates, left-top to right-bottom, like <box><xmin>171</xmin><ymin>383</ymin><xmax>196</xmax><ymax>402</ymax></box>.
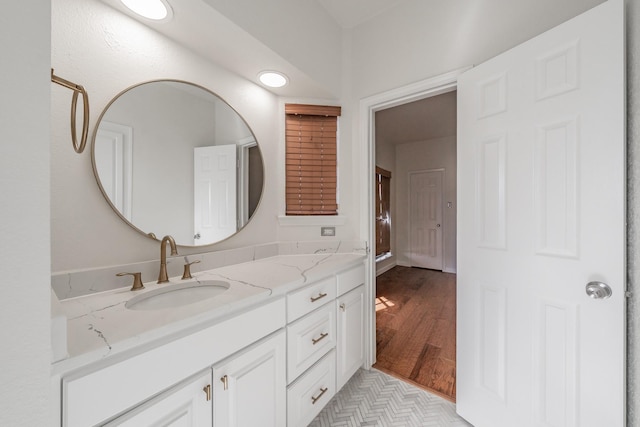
<box><xmin>287</xmin><ymin>275</ymin><xmax>336</xmax><ymax>322</ymax></box>
<box><xmin>287</xmin><ymin>349</ymin><xmax>336</xmax><ymax>427</ymax></box>
<box><xmin>337</xmin><ymin>264</ymin><xmax>365</xmax><ymax>296</ymax></box>
<box><xmin>287</xmin><ymin>302</ymin><xmax>336</xmax><ymax>382</ymax></box>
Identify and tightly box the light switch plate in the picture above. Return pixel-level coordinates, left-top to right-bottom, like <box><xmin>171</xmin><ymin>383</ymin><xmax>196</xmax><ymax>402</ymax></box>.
<box><xmin>321</xmin><ymin>226</ymin><xmax>335</xmax><ymax>237</ymax></box>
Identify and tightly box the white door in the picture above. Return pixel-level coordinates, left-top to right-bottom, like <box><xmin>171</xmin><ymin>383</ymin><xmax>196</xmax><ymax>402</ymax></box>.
<box><xmin>194</xmin><ymin>145</ymin><xmax>237</xmax><ymax>245</ymax></box>
<box><xmin>457</xmin><ymin>1</ymin><xmax>625</xmax><ymax>426</ymax></box>
<box><xmin>409</xmin><ymin>170</ymin><xmax>444</xmax><ymax>270</ymax></box>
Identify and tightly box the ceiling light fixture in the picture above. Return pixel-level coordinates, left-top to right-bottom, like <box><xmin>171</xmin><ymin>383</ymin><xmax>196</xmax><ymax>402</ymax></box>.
<box><xmin>258</xmin><ymin>71</ymin><xmax>288</xmax><ymax>88</ymax></box>
<box><xmin>120</xmin><ymin>0</ymin><xmax>173</xmax><ymax>21</ymax></box>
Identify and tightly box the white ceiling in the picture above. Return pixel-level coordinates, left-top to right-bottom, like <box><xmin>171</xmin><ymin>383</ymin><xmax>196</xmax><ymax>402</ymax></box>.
<box><xmin>97</xmin><ymin>0</ymin><xmax>414</xmax><ymax>97</ymax></box>
<box><xmin>315</xmin><ymin>0</ymin><xmax>408</xmax><ymax>28</ymax></box>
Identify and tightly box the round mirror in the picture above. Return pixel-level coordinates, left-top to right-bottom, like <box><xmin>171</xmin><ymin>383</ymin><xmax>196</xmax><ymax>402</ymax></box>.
<box><xmin>91</xmin><ymin>80</ymin><xmax>264</xmax><ymax>246</ymax></box>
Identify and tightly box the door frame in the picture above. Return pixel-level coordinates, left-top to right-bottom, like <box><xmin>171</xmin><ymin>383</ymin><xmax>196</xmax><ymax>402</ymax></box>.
<box><xmin>359</xmin><ymin>67</ymin><xmax>470</xmax><ymax>367</ymax></box>
<box><xmin>408</xmin><ymin>168</ymin><xmax>445</xmax><ymax>270</ymax></box>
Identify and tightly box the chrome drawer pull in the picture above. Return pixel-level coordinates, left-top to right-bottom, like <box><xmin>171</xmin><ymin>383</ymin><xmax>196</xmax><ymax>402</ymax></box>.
<box><xmin>311</xmin><ymin>387</ymin><xmax>328</xmax><ymax>404</ymax></box>
<box><xmin>310</xmin><ymin>292</ymin><xmax>328</xmax><ymax>303</ymax></box>
<box><xmin>312</xmin><ymin>332</ymin><xmax>329</xmax><ymax>345</ymax></box>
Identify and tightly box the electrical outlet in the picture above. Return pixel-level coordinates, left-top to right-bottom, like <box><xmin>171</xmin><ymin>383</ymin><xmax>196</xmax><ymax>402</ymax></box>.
<box><xmin>321</xmin><ymin>226</ymin><xmax>335</xmax><ymax>237</ymax></box>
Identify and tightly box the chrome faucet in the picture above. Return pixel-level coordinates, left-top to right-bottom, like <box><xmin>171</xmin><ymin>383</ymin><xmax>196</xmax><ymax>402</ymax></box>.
<box><xmin>158</xmin><ymin>235</ymin><xmax>178</xmax><ymax>283</ymax></box>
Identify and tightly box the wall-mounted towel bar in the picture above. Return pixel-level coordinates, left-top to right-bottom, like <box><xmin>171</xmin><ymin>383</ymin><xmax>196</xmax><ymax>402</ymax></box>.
<box><xmin>51</xmin><ymin>69</ymin><xmax>89</xmax><ymax>154</ymax></box>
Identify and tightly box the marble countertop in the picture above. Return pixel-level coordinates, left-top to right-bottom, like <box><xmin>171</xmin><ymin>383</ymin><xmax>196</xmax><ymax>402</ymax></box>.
<box><xmin>52</xmin><ymin>253</ymin><xmax>365</xmax><ymax>375</ymax></box>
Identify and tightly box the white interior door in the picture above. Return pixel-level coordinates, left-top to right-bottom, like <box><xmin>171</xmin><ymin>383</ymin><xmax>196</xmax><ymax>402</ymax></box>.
<box><xmin>457</xmin><ymin>1</ymin><xmax>625</xmax><ymax>426</ymax></box>
<box><xmin>194</xmin><ymin>145</ymin><xmax>237</xmax><ymax>245</ymax></box>
<box><xmin>409</xmin><ymin>170</ymin><xmax>444</xmax><ymax>270</ymax></box>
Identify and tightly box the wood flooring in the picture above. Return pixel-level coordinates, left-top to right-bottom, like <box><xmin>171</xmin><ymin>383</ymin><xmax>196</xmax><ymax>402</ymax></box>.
<box><xmin>374</xmin><ymin>266</ymin><xmax>457</xmax><ymax>402</ymax></box>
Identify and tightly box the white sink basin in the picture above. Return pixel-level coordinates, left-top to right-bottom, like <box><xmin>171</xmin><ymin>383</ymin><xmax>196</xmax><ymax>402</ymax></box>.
<box><xmin>126</xmin><ymin>280</ymin><xmax>230</xmax><ymax>311</ymax></box>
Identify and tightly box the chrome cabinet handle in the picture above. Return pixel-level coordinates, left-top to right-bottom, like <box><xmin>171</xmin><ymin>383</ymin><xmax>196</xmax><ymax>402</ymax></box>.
<box><xmin>586</xmin><ymin>281</ymin><xmax>612</xmax><ymax>299</ymax></box>
<box><xmin>339</xmin><ymin>303</ymin><xmax>346</xmax><ymax>312</ymax></box>
<box><xmin>310</xmin><ymin>292</ymin><xmax>328</xmax><ymax>303</ymax></box>
<box><xmin>311</xmin><ymin>387</ymin><xmax>328</xmax><ymax>404</ymax></box>
<box><xmin>312</xmin><ymin>332</ymin><xmax>329</xmax><ymax>345</ymax></box>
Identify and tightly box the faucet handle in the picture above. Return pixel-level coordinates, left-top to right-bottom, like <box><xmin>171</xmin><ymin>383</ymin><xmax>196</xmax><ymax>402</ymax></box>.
<box><xmin>117</xmin><ymin>272</ymin><xmax>145</xmax><ymax>291</ymax></box>
<box><xmin>182</xmin><ymin>260</ymin><xmax>201</xmax><ymax>280</ymax></box>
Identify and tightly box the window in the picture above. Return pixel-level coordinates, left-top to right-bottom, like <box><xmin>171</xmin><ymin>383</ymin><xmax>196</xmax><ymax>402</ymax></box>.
<box><xmin>375</xmin><ymin>166</ymin><xmax>391</xmax><ymax>256</ymax></box>
<box><xmin>285</xmin><ymin>103</ymin><xmax>341</xmax><ymax>215</ymax></box>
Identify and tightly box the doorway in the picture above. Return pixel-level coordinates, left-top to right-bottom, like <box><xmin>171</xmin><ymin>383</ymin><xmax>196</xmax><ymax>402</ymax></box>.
<box><xmin>370</xmin><ymin>86</ymin><xmax>459</xmax><ymax>401</ymax></box>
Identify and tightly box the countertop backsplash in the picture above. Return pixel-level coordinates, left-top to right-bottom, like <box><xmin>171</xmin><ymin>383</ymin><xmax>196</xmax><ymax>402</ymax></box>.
<box><xmin>52</xmin><ymin>240</ymin><xmax>367</xmax><ymax>300</ymax></box>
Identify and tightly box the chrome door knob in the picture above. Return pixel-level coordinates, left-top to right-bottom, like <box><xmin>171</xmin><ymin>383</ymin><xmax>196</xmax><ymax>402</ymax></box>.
<box><xmin>586</xmin><ymin>281</ymin><xmax>612</xmax><ymax>299</ymax></box>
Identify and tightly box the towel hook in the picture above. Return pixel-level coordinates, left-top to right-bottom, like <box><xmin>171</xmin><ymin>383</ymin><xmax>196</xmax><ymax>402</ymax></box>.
<box><xmin>51</xmin><ymin>68</ymin><xmax>90</xmax><ymax>154</ymax></box>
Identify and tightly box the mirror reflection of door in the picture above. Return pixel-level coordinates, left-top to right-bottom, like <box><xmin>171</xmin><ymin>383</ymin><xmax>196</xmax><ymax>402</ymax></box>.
<box><xmin>193</xmin><ymin>145</ymin><xmax>237</xmax><ymax>245</ymax></box>
<box><xmin>409</xmin><ymin>169</ymin><xmax>444</xmax><ymax>270</ymax></box>
<box><xmin>237</xmin><ymin>137</ymin><xmax>263</xmax><ymax>228</ymax></box>
<box><xmin>247</xmin><ymin>145</ymin><xmax>263</xmax><ymax>220</ymax></box>
<box><xmin>94</xmin><ymin>121</ymin><xmax>133</xmax><ymax>221</ymax></box>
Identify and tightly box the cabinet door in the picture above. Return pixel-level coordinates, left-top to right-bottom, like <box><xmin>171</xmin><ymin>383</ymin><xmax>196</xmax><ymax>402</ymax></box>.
<box><xmin>104</xmin><ymin>370</ymin><xmax>212</xmax><ymax>426</ymax></box>
<box><xmin>213</xmin><ymin>330</ymin><xmax>286</xmax><ymax>427</ymax></box>
<box><xmin>336</xmin><ymin>285</ymin><xmax>365</xmax><ymax>390</ymax></box>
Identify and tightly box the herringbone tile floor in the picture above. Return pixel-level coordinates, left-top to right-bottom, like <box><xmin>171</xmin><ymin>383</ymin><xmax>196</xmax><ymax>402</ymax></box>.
<box><xmin>309</xmin><ymin>369</ymin><xmax>472</xmax><ymax>427</ymax></box>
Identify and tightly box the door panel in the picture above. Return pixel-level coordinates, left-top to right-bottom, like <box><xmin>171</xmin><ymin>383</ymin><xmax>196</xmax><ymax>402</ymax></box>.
<box><xmin>409</xmin><ymin>170</ymin><xmax>444</xmax><ymax>270</ymax></box>
<box><xmin>457</xmin><ymin>1</ymin><xmax>625</xmax><ymax>426</ymax></box>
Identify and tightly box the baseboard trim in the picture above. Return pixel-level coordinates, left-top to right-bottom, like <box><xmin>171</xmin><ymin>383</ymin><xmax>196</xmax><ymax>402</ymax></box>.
<box><xmin>375</xmin><ymin>261</ymin><xmax>396</xmax><ymax>276</ymax></box>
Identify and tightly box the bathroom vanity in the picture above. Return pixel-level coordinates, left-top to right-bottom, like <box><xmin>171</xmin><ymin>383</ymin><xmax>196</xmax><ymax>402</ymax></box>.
<box><xmin>52</xmin><ymin>253</ymin><xmax>366</xmax><ymax>427</ymax></box>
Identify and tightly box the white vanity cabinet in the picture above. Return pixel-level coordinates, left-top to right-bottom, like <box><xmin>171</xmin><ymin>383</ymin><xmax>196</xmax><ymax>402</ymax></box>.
<box><xmin>212</xmin><ymin>330</ymin><xmax>286</xmax><ymax>427</ymax></box>
<box><xmin>58</xmin><ymin>257</ymin><xmax>367</xmax><ymax>427</ymax></box>
<box><xmin>103</xmin><ymin>370</ymin><xmax>212</xmax><ymax>426</ymax></box>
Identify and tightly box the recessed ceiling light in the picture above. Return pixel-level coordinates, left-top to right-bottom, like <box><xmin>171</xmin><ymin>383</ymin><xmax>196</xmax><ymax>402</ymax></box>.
<box><xmin>120</xmin><ymin>0</ymin><xmax>172</xmax><ymax>21</ymax></box>
<box><xmin>258</xmin><ymin>71</ymin><xmax>288</xmax><ymax>88</ymax></box>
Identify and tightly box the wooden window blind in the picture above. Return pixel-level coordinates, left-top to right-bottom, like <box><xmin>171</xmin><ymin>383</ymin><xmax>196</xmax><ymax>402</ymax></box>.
<box><xmin>375</xmin><ymin>166</ymin><xmax>391</xmax><ymax>256</ymax></box>
<box><xmin>285</xmin><ymin>103</ymin><xmax>341</xmax><ymax>215</ymax></box>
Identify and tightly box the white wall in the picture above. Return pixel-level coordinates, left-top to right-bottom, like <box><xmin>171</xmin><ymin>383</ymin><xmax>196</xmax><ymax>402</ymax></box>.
<box><xmin>394</xmin><ymin>136</ymin><xmax>457</xmax><ymax>272</ymax></box>
<box><xmin>51</xmin><ymin>0</ymin><xmax>282</xmax><ymax>272</ymax></box>
<box><xmin>0</xmin><ymin>2</ymin><xmax>51</xmax><ymax>426</ymax></box>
